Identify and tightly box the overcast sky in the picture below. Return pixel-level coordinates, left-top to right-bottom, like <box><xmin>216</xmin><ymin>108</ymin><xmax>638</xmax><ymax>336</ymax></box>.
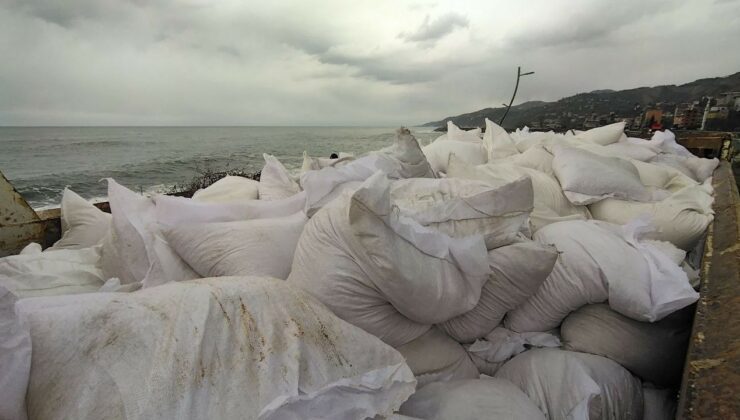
<box><xmin>1</xmin><ymin>0</ymin><xmax>739</xmax><ymax>126</ymax></box>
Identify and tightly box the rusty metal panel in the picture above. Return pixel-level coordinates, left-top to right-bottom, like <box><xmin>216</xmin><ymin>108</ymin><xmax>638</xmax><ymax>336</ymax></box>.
<box><xmin>0</xmin><ymin>170</ymin><xmax>44</xmax><ymax>256</ymax></box>
<box><xmin>677</xmin><ymin>161</ymin><xmax>740</xmax><ymax>419</ymax></box>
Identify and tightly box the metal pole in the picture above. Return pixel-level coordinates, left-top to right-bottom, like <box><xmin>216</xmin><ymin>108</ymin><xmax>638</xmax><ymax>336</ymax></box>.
<box><xmin>499</xmin><ymin>66</ymin><xmax>534</xmax><ymax>127</ymax></box>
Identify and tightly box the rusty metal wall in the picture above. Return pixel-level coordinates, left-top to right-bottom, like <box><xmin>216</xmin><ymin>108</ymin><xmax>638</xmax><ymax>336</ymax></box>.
<box><xmin>677</xmin><ymin>161</ymin><xmax>740</xmax><ymax>419</ymax></box>
<box><xmin>0</xmin><ymin>170</ymin><xmax>44</xmax><ymax>257</ymax></box>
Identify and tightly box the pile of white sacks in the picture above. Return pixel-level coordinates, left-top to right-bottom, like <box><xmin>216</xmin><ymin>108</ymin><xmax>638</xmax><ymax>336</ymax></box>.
<box><xmin>0</xmin><ymin>122</ymin><xmax>716</xmax><ymax>419</ymax></box>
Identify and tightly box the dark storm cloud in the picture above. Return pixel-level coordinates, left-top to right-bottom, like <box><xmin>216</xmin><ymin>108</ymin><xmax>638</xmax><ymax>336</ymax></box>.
<box><xmin>5</xmin><ymin>0</ymin><xmax>157</xmax><ymax>28</ymax></box>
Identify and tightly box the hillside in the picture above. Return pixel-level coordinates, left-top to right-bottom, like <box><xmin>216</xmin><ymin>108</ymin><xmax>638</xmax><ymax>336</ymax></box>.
<box><xmin>422</xmin><ymin>72</ymin><xmax>740</xmax><ymax>130</ymax></box>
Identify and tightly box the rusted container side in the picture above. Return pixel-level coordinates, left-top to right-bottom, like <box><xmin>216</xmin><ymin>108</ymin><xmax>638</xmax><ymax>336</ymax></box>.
<box><xmin>0</xmin><ymin>171</ymin><xmax>45</xmax><ymax>256</ymax></box>
<box><xmin>677</xmin><ymin>161</ymin><xmax>740</xmax><ymax>419</ymax></box>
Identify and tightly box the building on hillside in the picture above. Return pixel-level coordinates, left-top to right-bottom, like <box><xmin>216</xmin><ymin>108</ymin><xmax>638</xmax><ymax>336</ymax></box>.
<box><xmin>643</xmin><ymin>108</ymin><xmax>663</xmax><ymax>129</ymax></box>
<box><xmin>673</xmin><ymin>97</ymin><xmax>713</xmax><ymax>130</ymax></box>
<box><xmin>717</xmin><ymin>91</ymin><xmax>740</xmax><ymax>111</ymax></box>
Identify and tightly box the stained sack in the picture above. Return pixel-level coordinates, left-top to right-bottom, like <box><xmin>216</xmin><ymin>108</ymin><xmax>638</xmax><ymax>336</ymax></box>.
<box><xmin>18</xmin><ymin>277</ymin><xmax>415</xmax><ymax>420</ymax></box>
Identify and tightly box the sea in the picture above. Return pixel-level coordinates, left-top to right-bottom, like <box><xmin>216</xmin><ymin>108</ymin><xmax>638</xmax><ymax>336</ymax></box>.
<box><xmin>0</xmin><ymin>126</ymin><xmax>441</xmax><ymax>209</ymax></box>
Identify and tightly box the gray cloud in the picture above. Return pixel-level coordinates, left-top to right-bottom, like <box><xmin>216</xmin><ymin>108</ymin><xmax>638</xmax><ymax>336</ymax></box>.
<box><xmin>508</xmin><ymin>0</ymin><xmax>671</xmax><ymax>50</ymax></box>
<box><xmin>400</xmin><ymin>12</ymin><xmax>469</xmax><ymax>45</ymax></box>
<box><xmin>0</xmin><ymin>0</ymin><xmax>738</xmax><ymax>126</ymax></box>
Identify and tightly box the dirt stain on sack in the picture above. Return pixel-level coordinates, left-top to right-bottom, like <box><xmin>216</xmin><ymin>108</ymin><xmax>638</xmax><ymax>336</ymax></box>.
<box><xmin>211</xmin><ymin>291</ymin><xmax>231</xmax><ymax>325</ymax></box>
<box><xmin>289</xmin><ymin>286</ymin><xmax>350</xmax><ymax>369</ymax></box>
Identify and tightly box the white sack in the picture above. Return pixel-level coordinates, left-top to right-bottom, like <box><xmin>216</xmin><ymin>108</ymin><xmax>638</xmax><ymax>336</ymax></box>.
<box><xmin>650</xmin><ymin>154</ymin><xmax>719</xmax><ymax>182</ymax></box>
<box><xmin>652</xmin><ymin>129</ymin><xmax>693</xmax><ymax>157</ymax></box>
<box><xmin>496</xmin><ymin>348</ymin><xmax>643</xmax><ymax>420</ymax></box>
<box><xmin>448</xmin><ymin>156</ymin><xmax>590</xmax><ymax>232</ymax></box>
<box><xmin>399</xmin><ymin>378</ymin><xmax>546</xmax><ymax>420</ymax></box>
<box><xmin>163</xmin><ymin>212</ymin><xmax>307</xmax><ymax>279</ymax></box>
<box><xmin>100</xmin><ymin>179</ymin><xmax>158</xmax><ymax>285</ymax></box>
<box><xmin>482</xmin><ymin>118</ymin><xmax>519</xmax><ymax>159</ymax></box>
<box><xmin>574</xmin><ymin>122</ymin><xmax>625</xmax><ymax>146</ymax></box>
<box><xmin>19</xmin><ymin>277</ymin><xmax>416</xmax><ymax>420</ymax></box>
<box><xmin>154</xmin><ymin>191</ymin><xmax>307</xmax><ymax>226</ymax></box>
<box><xmin>434</xmin><ymin>121</ymin><xmax>482</xmax><ymax>143</ymax></box>
<box><xmin>0</xmin><ymin>285</ymin><xmax>31</xmax><ymax>420</ymax></box>
<box><xmin>289</xmin><ymin>173</ymin><xmax>493</xmax><ymax>347</ymax></box>
<box><xmin>552</xmin><ymin>145</ymin><xmax>666</xmax><ymax>205</ymax></box>
<box><xmin>300</xmin><ymin>151</ymin><xmax>354</xmax><ymax>174</ymax></box>
<box><xmin>623</xmin><ymin>136</ymin><xmax>664</xmax><ymax>154</ymax></box>
<box><xmin>642</xmin><ymin>386</ymin><xmax>677</xmax><ymax>420</ymax></box>
<box><xmin>507</xmin><ymin>144</ymin><xmax>555</xmax><ymax>176</ymax></box>
<box><xmin>422</xmin><ymin>140</ymin><xmax>486</xmax><ymax>175</ymax></box>
<box><xmin>439</xmin><ymin>241</ymin><xmax>557</xmax><ymax>343</ymax></box>
<box><xmin>395</xmin><ymin>327</ymin><xmax>478</xmax><ymax>388</ymax></box>
<box><xmin>101</xmin><ymin>179</ymin><xmax>198</xmax><ymax>288</ymax></box>
<box><xmin>259</xmin><ymin>154</ymin><xmax>301</xmax><ymax>201</ymax></box>
<box><xmin>631</xmin><ymin>159</ymin><xmax>699</xmax><ymax>193</ymax></box>
<box><xmin>506</xmin><ymin>219</ymin><xmax>699</xmax><ymax>332</ymax></box>
<box><xmin>512</xmin><ymin>129</ymin><xmax>565</xmax><ymax>153</ymax></box>
<box><xmin>302</xmin><ymin>128</ymin><xmax>434</xmax><ymax>216</ymax></box>
<box><xmin>389</xmin><ymin>175</ymin><xmax>533</xmax><ymax>248</ymax></box>
<box><xmin>0</xmin><ymin>246</ymin><xmax>104</xmax><ymax>298</ymax></box>
<box><xmin>51</xmin><ymin>188</ymin><xmax>111</xmax><ymax>250</ymax></box>
<box><xmin>588</xmin><ymin>185</ymin><xmax>714</xmax><ymax>250</ymax></box>
<box><xmin>561</xmin><ymin>303</ymin><xmax>693</xmax><ymax>387</ymax></box>
<box><xmin>466</xmin><ymin>327</ymin><xmax>561</xmax><ymax>376</ymax></box>
<box><xmin>192</xmin><ymin>176</ymin><xmax>259</xmax><ymax>202</ymax></box>
<box><xmin>601</xmin><ymin>142</ymin><xmax>658</xmax><ymax>162</ymax></box>
<box><xmin>572</xmin><ymin>141</ymin><xmax>658</xmax><ymax>162</ymax></box>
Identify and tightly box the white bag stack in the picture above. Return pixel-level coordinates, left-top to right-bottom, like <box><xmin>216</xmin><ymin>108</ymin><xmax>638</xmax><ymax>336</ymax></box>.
<box><xmin>448</xmin><ymin>156</ymin><xmax>590</xmax><ymax>232</ymax></box>
<box><xmin>511</xmin><ymin>128</ymin><xmax>566</xmax><ymax>153</ymax></box>
<box><xmin>496</xmin><ymin>348</ymin><xmax>644</xmax><ymax>420</ymax></box>
<box><xmin>301</xmin><ymin>128</ymin><xmax>434</xmax><ymax>215</ymax></box>
<box><xmin>422</xmin><ymin>122</ymin><xmax>486</xmax><ymax>175</ymax></box>
<box><xmin>434</xmin><ymin>121</ymin><xmax>482</xmax><ymax>143</ymax></box>
<box><xmin>289</xmin><ymin>172</ymin><xmax>534</xmax><ymax>346</ymax></box>
<box><xmin>18</xmin><ymin>277</ymin><xmax>416</xmax><ymax>420</ymax></box>
<box><xmin>154</xmin><ymin>191</ymin><xmax>307</xmax><ymax>226</ymax></box>
<box><xmin>101</xmin><ymin>179</ymin><xmax>199</xmax><ymax>288</ymax></box>
<box><xmin>398</xmin><ymin>378</ymin><xmax>546</xmax><ymax>420</ymax></box>
<box><xmin>506</xmin><ymin>219</ymin><xmax>699</xmax><ymax>332</ymax></box>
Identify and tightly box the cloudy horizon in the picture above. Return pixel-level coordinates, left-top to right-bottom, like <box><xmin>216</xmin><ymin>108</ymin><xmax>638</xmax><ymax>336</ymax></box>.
<box><xmin>2</xmin><ymin>0</ymin><xmax>739</xmax><ymax>126</ymax></box>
